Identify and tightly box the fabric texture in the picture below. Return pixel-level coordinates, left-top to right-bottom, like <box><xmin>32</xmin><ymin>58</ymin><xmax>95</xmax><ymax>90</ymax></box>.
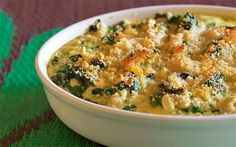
<box><xmin>0</xmin><ymin>11</ymin><xmax>14</xmax><ymax>69</ymax></box>
<box><xmin>0</xmin><ymin>23</ymin><xmax>98</xmax><ymax>146</ymax></box>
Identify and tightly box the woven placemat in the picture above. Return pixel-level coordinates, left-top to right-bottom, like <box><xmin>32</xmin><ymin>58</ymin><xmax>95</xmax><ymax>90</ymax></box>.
<box><xmin>0</xmin><ymin>13</ymin><xmax>99</xmax><ymax>146</ymax></box>
<box><xmin>0</xmin><ymin>11</ymin><xmax>14</xmax><ymax>69</ymax></box>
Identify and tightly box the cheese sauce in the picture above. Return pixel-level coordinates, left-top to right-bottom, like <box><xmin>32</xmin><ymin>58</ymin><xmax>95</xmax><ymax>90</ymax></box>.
<box><xmin>48</xmin><ymin>12</ymin><xmax>236</xmax><ymax>115</ymax></box>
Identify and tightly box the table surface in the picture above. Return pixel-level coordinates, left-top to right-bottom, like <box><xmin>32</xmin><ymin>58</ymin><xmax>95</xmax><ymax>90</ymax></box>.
<box><xmin>0</xmin><ymin>0</ymin><xmax>235</xmax><ymax>146</ymax></box>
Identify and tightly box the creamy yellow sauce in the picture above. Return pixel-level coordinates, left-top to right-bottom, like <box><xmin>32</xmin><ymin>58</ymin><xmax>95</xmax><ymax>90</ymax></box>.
<box><xmin>48</xmin><ymin>12</ymin><xmax>236</xmax><ymax>115</ymax></box>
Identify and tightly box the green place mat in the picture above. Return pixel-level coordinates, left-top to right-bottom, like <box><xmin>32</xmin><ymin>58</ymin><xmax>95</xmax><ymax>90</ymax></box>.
<box><xmin>0</xmin><ymin>23</ymin><xmax>98</xmax><ymax>146</ymax></box>
<box><xmin>14</xmin><ymin>118</ymin><xmax>97</xmax><ymax>147</ymax></box>
<box><xmin>0</xmin><ymin>11</ymin><xmax>15</xmax><ymax>69</ymax></box>
<box><xmin>0</xmin><ymin>28</ymin><xmax>61</xmax><ymax>138</ymax></box>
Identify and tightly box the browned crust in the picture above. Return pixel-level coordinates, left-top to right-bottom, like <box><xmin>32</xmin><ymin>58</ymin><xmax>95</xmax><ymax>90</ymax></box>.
<box><xmin>224</xmin><ymin>27</ymin><xmax>236</xmax><ymax>43</ymax></box>
<box><xmin>174</xmin><ymin>44</ymin><xmax>185</xmax><ymax>53</ymax></box>
<box><xmin>120</xmin><ymin>50</ymin><xmax>149</xmax><ymax>67</ymax></box>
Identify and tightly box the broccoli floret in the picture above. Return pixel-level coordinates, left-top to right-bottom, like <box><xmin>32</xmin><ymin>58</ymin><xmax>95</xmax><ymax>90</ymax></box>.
<box><xmin>117</xmin><ymin>81</ymin><xmax>128</xmax><ymax>91</ymax></box>
<box><xmin>101</xmin><ymin>21</ymin><xmax>127</xmax><ymax>45</ymax></box>
<box><xmin>159</xmin><ymin>82</ymin><xmax>184</xmax><ymax>95</ymax></box>
<box><xmin>152</xmin><ymin>46</ymin><xmax>160</xmax><ymax>54</ymax></box>
<box><xmin>128</xmin><ymin>72</ymin><xmax>136</xmax><ymax>77</ymax></box>
<box><xmin>127</xmin><ymin>72</ymin><xmax>139</xmax><ymax>93</ymax></box>
<box><xmin>212</xmin><ymin>109</ymin><xmax>220</xmax><ymax>113</ymax></box>
<box><xmin>105</xmin><ymin>86</ymin><xmax>118</xmax><ymax>95</ymax></box>
<box><xmin>207</xmin><ymin>40</ymin><xmax>222</xmax><ymax>58</ymax></box>
<box><xmin>87</xmin><ymin>45</ymin><xmax>100</xmax><ymax>50</ymax></box>
<box><xmin>182</xmin><ymin>106</ymin><xmax>204</xmax><ymax>114</ymax></box>
<box><xmin>51</xmin><ymin>73</ymin><xmax>63</xmax><ymax>86</ymax></box>
<box><xmin>69</xmin><ymin>54</ymin><xmax>82</xmax><ymax>62</ymax></box>
<box><xmin>179</xmin><ymin>12</ymin><xmax>198</xmax><ymax>30</ymax></box>
<box><xmin>58</xmin><ymin>64</ymin><xmax>73</xmax><ymax>75</ymax></box>
<box><xmin>91</xmin><ymin>59</ymin><xmax>106</xmax><ymax>68</ymax></box>
<box><xmin>212</xmin><ymin>47</ymin><xmax>222</xmax><ymax>57</ymax></box>
<box><xmin>80</xmin><ymin>39</ymin><xmax>87</xmax><ymax>45</ymax></box>
<box><xmin>191</xmin><ymin>106</ymin><xmax>204</xmax><ymax>114</ymax></box>
<box><xmin>89</xmin><ymin>19</ymin><xmax>102</xmax><ymax>32</ymax></box>
<box><xmin>55</xmin><ymin>64</ymin><xmax>93</xmax><ymax>89</ymax></box>
<box><xmin>179</xmin><ymin>72</ymin><xmax>194</xmax><ymax>80</ymax></box>
<box><xmin>131</xmin><ymin>22</ymin><xmax>145</xmax><ymax>29</ymax></box>
<box><xmin>51</xmin><ymin>65</ymin><xmax>88</xmax><ymax>98</ymax></box>
<box><xmin>117</xmin><ymin>79</ymin><xmax>138</xmax><ymax>92</ymax></box>
<box><xmin>150</xmin><ymin>80</ymin><xmax>184</xmax><ymax>107</ymax></box>
<box><xmin>111</xmin><ymin>21</ymin><xmax>127</xmax><ymax>33</ymax></box>
<box><xmin>92</xmin><ymin>81</ymin><xmax>128</xmax><ymax>96</ymax></box>
<box><xmin>155</xmin><ymin>13</ymin><xmax>181</xmax><ymax>24</ymax></box>
<box><xmin>51</xmin><ymin>65</ymin><xmax>90</xmax><ymax>97</ymax></box>
<box><xmin>92</xmin><ymin>88</ymin><xmax>104</xmax><ymax>95</ymax></box>
<box><xmin>168</xmin><ymin>15</ymin><xmax>181</xmax><ymax>23</ymax></box>
<box><xmin>51</xmin><ymin>56</ymin><xmax>59</xmax><ymax>65</ymax></box>
<box><xmin>155</xmin><ymin>13</ymin><xmax>167</xmax><ymax>19</ymax></box>
<box><xmin>130</xmin><ymin>80</ymin><xmax>139</xmax><ymax>93</ymax></box>
<box><xmin>159</xmin><ymin>22</ymin><xmax>169</xmax><ymax>29</ymax></box>
<box><xmin>69</xmin><ymin>85</ymin><xmax>87</xmax><ymax>97</ymax></box>
<box><xmin>58</xmin><ymin>65</ymin><xmax>84</xmax><ymax>79</ymax></box>
<box><xmin>150</xmin><ymin>92</ymin><xmax>163</xmax><ymax>107</ymax></box>
<box><xmin>101</xmin><ymin>33</ymin><xmax>117</xmax><ymax>45</ymax></box>
<box><xmin>123</xmin><ymin>105</ymin><xmax>137</xmax><ymax>111</ymax></box>
<box><xmin>205</xmin><ymin>71</ymin><xmax>226</xmax><ymax>95</ymax></box>
<box><xmin>80</xmin><ymin>74</ymin><xmax>93</xmax><ymax>86</ymax></box>
<box><xmin>146</xmin><ymin>73</ymin><xmax>154</xmax><ymax>80</ymax></box>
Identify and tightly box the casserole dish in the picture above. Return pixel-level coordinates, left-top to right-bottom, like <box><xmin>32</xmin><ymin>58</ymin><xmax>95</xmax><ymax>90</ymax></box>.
<box><xmin>35</xmin><ymin>5</ymin><xmax>236</xmax><ymax>147</ymax></box>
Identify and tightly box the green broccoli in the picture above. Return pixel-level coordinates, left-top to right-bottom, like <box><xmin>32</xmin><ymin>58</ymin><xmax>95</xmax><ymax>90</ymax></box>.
<box><xmin>179</xmin><ymin>12</ymin><xmax>198</xmax><ymax>30</ymax></box>
<box><xmin>205</xmin><ymin>71</ymin><xmax>226</xmax><ymax>95</ymax></box>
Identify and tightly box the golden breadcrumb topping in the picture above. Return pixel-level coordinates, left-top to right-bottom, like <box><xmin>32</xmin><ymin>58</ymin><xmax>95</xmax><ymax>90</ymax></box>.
<box><xmin>48</xmin><ymin>12</ymin><xmax>236</xmax><ymax>115</ymax></box>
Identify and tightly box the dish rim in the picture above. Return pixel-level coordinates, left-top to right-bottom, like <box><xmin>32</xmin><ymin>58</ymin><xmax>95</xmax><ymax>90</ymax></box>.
<box><xmin>35</xmin><ymin>4</ymin><xmax>236</xmax><ymax>122</ymax></box>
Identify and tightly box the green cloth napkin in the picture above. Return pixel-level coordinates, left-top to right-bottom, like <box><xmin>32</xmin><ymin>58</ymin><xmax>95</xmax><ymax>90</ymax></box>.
<box><xmin>0</xmin><ymin>11</ymin><xmax>98</xmax><ymax>146</ymax></box>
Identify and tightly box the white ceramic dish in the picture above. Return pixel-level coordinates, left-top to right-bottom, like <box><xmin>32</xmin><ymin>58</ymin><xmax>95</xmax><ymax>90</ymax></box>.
<box><xmin>35</xmin><ymin>5</ymin><xmax>236</xmax><ymax>147</ymax></box>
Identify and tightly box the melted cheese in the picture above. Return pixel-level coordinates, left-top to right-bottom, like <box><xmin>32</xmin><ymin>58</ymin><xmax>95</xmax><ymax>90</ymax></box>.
<box><xmin>48</xmin><ymin>12</ymin><xmax>236</xmax><ymax>115</ymax></box>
